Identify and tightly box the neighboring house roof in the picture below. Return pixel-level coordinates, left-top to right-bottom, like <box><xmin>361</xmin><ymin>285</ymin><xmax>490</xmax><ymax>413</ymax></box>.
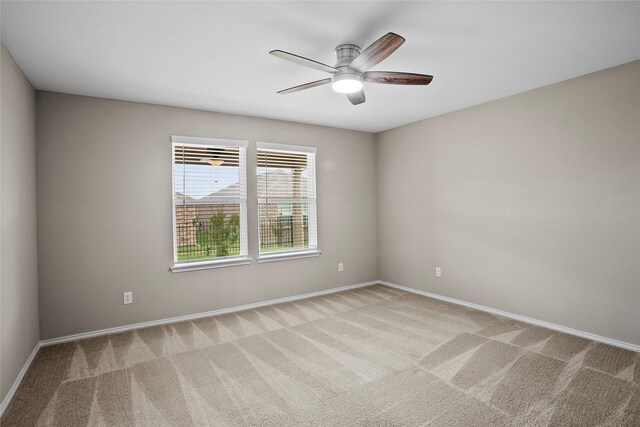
<box><xmin>174</xmin><ymin>192</ymin><xmax>196</xmax><ymax>204</ymax></box>
<box><xmin>202</xmin><ymin>182</ymin><xmax>242</xmax><ymax>200</ymax></box>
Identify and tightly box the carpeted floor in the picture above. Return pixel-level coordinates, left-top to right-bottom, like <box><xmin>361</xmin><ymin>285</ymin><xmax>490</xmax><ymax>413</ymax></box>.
<box><xmin>2</xmin><ymin>284</ymin><xmax>639</xmax><ymax>426</ymax></box>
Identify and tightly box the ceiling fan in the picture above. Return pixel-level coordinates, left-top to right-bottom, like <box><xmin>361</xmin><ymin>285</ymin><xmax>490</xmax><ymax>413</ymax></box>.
<box><xmin>270</xmin><ymin>32</ymin><xmax>433</xmax><ymax>105</ymax></box>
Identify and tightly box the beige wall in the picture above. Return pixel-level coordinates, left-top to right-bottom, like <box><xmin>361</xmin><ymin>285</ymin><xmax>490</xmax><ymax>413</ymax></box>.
<box><xmin>36</xmin><ymin>92</ymin><xmax>377</xmax><ymax>340</ymax></box>
<box><xmin>0</xmin><ymin>44</ymin><xmax>39</xmax><ymax>401</ymax></box>
<box><xmin>30</xmin><ymin>59</ymin><xmax>640</xmax><ymax>348</ymax></box>
<box><xmin>377</xmin><ymin>60</ymin><xmax>640</xmax><ymax>346</ymax></box>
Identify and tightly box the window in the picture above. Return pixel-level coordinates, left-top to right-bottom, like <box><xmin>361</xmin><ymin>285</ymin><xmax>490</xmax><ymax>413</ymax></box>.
<box><xmin>256</xmin><ymin>142</ymin><xmax>318</xmax><ymax>260</ymax></box>
<box><xmin>171</xmin><ymin>136</ymin><xmax>249</xmax><ymax>271</ymax></box>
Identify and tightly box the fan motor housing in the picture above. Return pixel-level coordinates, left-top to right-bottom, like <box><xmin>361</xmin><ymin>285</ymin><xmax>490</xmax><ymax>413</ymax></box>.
<box><xmin>334</xmin><ymin>44</ymin><xmax>361</xmax><ymax>68</ymax></box>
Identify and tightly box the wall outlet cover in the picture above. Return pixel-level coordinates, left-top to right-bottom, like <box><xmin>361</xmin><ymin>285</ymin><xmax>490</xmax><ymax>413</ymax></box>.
<box><xmin>123</xmin><ymin>291</ymin><xmax>133</xmax><ymax>305</ymax></box>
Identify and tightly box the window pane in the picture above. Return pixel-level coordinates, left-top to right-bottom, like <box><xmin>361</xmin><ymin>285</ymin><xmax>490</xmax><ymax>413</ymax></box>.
<box><xmin>176</xmin><ymin>204</ymin><xmax>241</xmax><ymax>261</ymax></box>
<box><xmin>259</xmin><ymin>202</ymin><xmax>310</xmax><ymax>252</ymax></box>
<box><xmin>172</xmin><ymin>139</ymin><xmax>248</xmax><ymax>264</ymax></box>
<box><xmin>256</xmin><ymin>144</ymin><xmax>317</xmax><ymax>256</ymax></box>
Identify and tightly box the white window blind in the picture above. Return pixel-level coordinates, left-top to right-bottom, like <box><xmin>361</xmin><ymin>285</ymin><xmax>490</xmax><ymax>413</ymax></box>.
<box><xmin>256</xmin><ymin>142</ymin><xmax>318</xmax><ymax>255</ymax></box>
<box><xmin>172</xmin><ymin>136</ymin><xmax>248</xmax><ymax>265</ymax></box>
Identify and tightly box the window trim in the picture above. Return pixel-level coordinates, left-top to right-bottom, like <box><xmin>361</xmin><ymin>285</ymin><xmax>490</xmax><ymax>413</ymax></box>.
<box><xmin>257</xmin><ymin>249</ymin><xmax>322</xmax><ymax>263</ymax></box>
<box><xmin>255</xmin><ymin>141</ymin><xmax>319</xmax><ymax>259</ymax></box>
<box><xmin>170</xmin><ymin>135</ymin><xmax>250</xmax><ymax>271</ymax></box>
<box><xmin>255</xmin><ymin>141</ymin><xmax>317</xmax><ymax>154</ymax></box>
<box><xmin>170</xmin><ymin>256</ymin><xmax>252</xmax><ymax>273</ymax></box>
<box><xmin>171</xmin><ymin>135</ymin><xmax>249</xmax><ymax>149</ymax></box>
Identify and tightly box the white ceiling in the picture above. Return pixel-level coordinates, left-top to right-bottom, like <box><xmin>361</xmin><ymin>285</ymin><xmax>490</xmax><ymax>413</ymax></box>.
<box><xmin>2</xmin><ymin>1</ymin><xmax>640</xmax><ymax>133</ymax></box>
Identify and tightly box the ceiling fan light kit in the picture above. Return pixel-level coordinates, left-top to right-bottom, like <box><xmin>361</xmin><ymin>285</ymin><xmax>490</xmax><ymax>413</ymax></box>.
<box><xmin>270</xmin><ymin>32</ymin><xmax>432</xmax><ymax>105</ymax></box>
<box><xmin>332</xmin><ymin>72</ymin><xmax>363</xmax><ymax>94</ymax></box>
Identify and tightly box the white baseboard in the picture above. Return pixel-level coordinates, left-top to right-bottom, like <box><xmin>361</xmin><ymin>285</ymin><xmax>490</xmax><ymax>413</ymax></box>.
<box><xmin>0</xmin><ymin>342</ymin><xmax>41</xmax><ymax>418</ymax></box>
<box><xmin>379</xmin><ymin>280</ymin><xmax>640</xmax><ymax>353</ymax></box>
<box><xmin>40</xmin><ymin>280</ymin><xmax>378</xmax><ymax>347</ymax></box>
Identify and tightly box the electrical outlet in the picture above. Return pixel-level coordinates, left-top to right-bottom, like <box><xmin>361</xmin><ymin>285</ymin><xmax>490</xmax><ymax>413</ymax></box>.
<box><xmin>338</xmin><ymin>262</ymin><xmax>344</xmax><ymax>272</ymax></box>
<box><xmin>123</xmin><ymin>291</ymin><xmax>133</xmax><ymax>305</ymax></box>
<box><xmin>435</xmin><ymin>267</ymin><xmax>442</xmax><ymax>278</ymax></box>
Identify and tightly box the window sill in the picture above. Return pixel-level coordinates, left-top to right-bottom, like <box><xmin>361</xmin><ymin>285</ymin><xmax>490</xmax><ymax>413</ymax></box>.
<box><xmin>170</xmin><ymin>257</ymin><xmax>252</xmax><ymax>273</ymax></box>
<box><xmin>257</xmin><ymin>250</ymin><xmax>322</xmax><ymax>264</ymax></box>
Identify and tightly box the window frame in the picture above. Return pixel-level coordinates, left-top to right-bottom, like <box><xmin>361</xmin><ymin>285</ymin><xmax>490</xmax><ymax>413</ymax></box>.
<box><xmin>255</xmin><ymin>142</ymin><xmax>320</xmax><ymax>262</ymax></box>
<box><xmin>170</xmin><ymin>135</ymin><xmax>251</xmax><ymax>273</ymax></box>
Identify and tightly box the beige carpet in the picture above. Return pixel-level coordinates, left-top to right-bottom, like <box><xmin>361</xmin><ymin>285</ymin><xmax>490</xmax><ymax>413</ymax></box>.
<box><xmin>2</xmin><ymin>284</ymin><xmax>639</xmax><ymax>426</ymax></box>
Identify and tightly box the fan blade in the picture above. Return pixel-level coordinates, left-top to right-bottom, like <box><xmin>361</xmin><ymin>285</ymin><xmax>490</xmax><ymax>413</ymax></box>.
<box><xmin>365</xmin><ymin>71</ymin><xmax>433</xmax><ymax>85</ymax></box>
<box><xmin>270</xmin><ymin>50</ymin><xmax>339</xmax><ymax>74</ymax></box>
<box><xmin>277</xmin><ymin>78</ymin><xmax>332</xmax><ymax>94</ymax></box>
<box><xmin>346</xmin><ymin>89</ymin><xmax>365</xmax><ymax>105</ymax></box>
<box><xmin>349</xmin><ymin>32</ymin><xmax>405</xmax><ymax>72</ymax></box>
